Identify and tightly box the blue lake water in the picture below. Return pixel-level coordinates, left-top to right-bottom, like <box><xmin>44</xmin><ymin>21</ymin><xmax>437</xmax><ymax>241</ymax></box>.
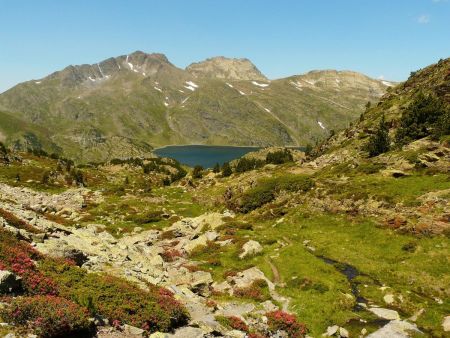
<box><xmin>153</xmin><ymin>145</ymin><xmax>262</xmax><ymax>168</ymax></box>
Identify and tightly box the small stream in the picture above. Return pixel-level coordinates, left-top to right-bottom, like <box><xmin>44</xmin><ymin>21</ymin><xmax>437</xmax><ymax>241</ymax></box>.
<box><xmin>318</xmin><ymin>255</ymin><xmax>371</xmax><ymax>309</ymax></box>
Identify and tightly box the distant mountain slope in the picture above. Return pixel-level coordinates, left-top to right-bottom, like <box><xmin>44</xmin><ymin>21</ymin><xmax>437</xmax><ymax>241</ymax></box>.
<box><xmin>310</xmin><ymin>57</ymin><xmax>450</xmax><ymax>166</ymax></box>
<box><xmin>0</xmin><ymin>51</ymin><xmax>392</xmax><ymax>162</ymax></box>
<box><xmin>186</xmin><ymin>56</ymin><xmax>267</xmax><ymax>81</ymax></box>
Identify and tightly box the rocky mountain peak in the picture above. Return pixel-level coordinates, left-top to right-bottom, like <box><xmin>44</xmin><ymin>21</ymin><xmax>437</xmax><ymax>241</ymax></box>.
<box><xmin>186</xmin><ymin>56</ymin><xmax>267</xmax><ymax>81</ymax></box>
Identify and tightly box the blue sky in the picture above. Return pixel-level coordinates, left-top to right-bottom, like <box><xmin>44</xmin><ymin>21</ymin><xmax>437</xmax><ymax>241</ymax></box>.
<box><xmin>0</xmin><ymin>0</ymin><xmax>449</xmax><ymax>92</ymax></box>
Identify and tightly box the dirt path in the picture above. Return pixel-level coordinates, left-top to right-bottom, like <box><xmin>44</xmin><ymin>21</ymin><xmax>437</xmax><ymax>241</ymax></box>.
<box><xmin>265</xmin><ymin>257</ymin><xmax>281</xmax><ymax>284</ymax></box>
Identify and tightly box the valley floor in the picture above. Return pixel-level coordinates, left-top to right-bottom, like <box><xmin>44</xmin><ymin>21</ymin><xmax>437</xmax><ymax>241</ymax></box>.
<box><xmin>0</xmin><ymin>147</ymin><xmax>449</xmax><ymax>337</ymax></box>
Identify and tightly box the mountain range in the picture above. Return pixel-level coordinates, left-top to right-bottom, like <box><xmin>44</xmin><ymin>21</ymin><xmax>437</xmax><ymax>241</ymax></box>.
<box><xmin>0</xmin><ymin>51</ymin><xmax>394</xmax><ymax>162</ymax></box>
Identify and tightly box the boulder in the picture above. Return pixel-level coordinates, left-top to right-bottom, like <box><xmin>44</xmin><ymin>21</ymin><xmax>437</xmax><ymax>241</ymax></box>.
<box><xmin>239</xmin><ymin>240</ymin><xmax>263</xmax><ymax>259</ymax></box>
<box><xmin>0</xmin><ymin>270</ymin><xmax>21</xmax><ymax>293</ymax></box>
<box><xmin>383</xmin><ymin>294</ymin><xmax>395</xmax><ymax>305</ymax></box>
<box><xmin>325</xmin><ymin>325</ymin><xmax>339</xmax><ymax>336</ymax></box>
<box><xmin>228</xmin><ymin>267</ymin><xmax>274</xmax><ymax>290</ymax></box>
<box><xmin>443</xmin><ymin>315</ymin><xmax>450</xmax><ymax>332</ymax></box>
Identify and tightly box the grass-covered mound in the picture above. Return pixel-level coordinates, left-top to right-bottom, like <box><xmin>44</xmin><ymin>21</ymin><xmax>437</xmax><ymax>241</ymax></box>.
<box><xmin>234</xmin><ymin>174</ymin><xmax>314</xmax><ymax>213</ymax></box>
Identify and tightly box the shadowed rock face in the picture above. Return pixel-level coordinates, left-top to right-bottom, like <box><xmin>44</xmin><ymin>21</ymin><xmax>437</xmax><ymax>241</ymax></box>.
<box><xmin>186</xmin><ymin>56</ymin><xmax>268</xmax><ymax>81</ymax></box>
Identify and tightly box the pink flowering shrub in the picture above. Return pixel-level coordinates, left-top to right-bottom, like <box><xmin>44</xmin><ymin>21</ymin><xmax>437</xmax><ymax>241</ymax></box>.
<box><xmin>39</xmin><ymin>260</ymin><xmax>190</xmax><ymax>333</ymax></box>
<box><xmin>1</xmin><ymin>295</ymin><xmax>94</xmax><ymax>337</ymax></box>
<box><xmin>266</xmin><ymin>310</ymin><xmax>307</xmax><ymax>338</ymax></box>
<box><xmin>0</xmin><ymin>230</ymin><xmax>58</xmax><ymax>295</ymax></box>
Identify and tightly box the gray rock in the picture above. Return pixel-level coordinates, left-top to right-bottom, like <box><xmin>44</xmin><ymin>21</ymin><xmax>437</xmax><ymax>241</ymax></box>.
<box><xmin>366</xmin><ymin>320</ymin><xmax>421</xmax><ymax>338</ymax></box>
<box><xmin>170</xmin><ymin>326</ymin><xmax>205</xmax><ymax>337</ymax></box>
<box><xmin>325</xmin><ymin>325</ymin><xmax>339</xmax><ymax>336</ymax></box>
<box><xmin>369</xmin><ymin>307</ymin><xmax>400</xmax><ymax>320</ymax></box>
<box><xmin>0</xmin><ymin>270</ymin><xmax>21</xmax><ymax>293</ymax></box>
<box><xmin>443</xmin><ymin>315</ymin><xmax>450</xmax><ymax>332</ymax></box>
<box><xmin>123</xmin><ymin>323</ymin><xmax>145</xmax><ymax>336</ymax></box>
<box><xmin>239</xmin><ymin>240</ymin><xmax>263</xmax><ymax>259</ymax></box>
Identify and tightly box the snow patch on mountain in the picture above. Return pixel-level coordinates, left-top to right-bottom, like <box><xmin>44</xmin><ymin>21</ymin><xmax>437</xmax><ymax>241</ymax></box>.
<box><xmin>252</xmin><ymin>81</ymin><xmax>269</xmax><ymax>88</ymax></box>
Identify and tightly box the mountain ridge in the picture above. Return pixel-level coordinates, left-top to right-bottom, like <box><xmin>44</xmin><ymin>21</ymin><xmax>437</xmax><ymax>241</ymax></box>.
<box><xmin>0</xmin><ymin>51</ymin><xmax>393</xmax><ymax>162</ymax></box>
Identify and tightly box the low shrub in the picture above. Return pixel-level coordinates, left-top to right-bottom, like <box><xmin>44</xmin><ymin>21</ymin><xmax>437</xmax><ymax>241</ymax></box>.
<box><xmin>161</xmin><ymin>249</ymin><xmax>183</xmax><ymax>262</ymax></box>
<box><xmin>266</xmin><ymin>310</ymin><xmax>307</xmax><ymax>338</ymax></box>
<box><xmin>239</xmin><ymin>175</ymin><xmax>314</xmax><ymax>213</ymax></box>
<box><xmin>189</xmin><ymin>241</ymin><xmax>221</xmax><ymax>257</ymax></box>
<box><xmin>233</xmin><ymin>279</ymin><xmax>271</xmax><ymax>301</ymax></box>
<box><xmin>38</xmin><ymin>261</ymin><xmax>189</xmax><ymax>332</ymax></box>
<box><xmin>216</xmin><ymin>315</ymin><xmax>249</xmax><ymax>332</ymax></box>
<box><xmin>0</xmin><ymin>230</ymin><xmax>58</xmax><ymax>296</ymax></box>
<box><xmin>0</xmin><ymin>296</ymin><xmax>94</xmax><ymax>338</ymax></box>
<box><xmin>125</xmin><ymin>210</ymin><xmax>164</xmax><ymax>224</ymax></box>
<box><xmin>356</xmin><ymin>162</ymin><xmax>386</xmax><ymax>174</ymax></box>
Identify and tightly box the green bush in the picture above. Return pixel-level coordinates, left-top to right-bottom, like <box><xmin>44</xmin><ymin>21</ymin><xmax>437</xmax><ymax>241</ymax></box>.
<box><xmin>266</xmin><ymin>148</ymin><xmax>294</xmax><ymax>164</ymax></box>
<box><xmin>239</xmin><ymin>175</ymin><xmax>314</xmax><ymax>213</ymax></box>
<box><xmin>356</xmin><ymin>162</ymin><xmax>386</xmax><ymax>174</ymax></box>
<box><xmin>125</xmin><ymin>210</ymin><xmax>164</xmax><ymax>224</ymax></box>
<box><xmin>235</xmin><ymin>157</ymin><xmax>265</xmax><ymax>173</ymax></box>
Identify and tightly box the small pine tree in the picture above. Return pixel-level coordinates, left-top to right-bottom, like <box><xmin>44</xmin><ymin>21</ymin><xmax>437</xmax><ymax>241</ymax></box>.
<box><xmin>213</xmin><ymin>163</ymin><xmax>221</xmax><ymax>173</ymax></box>
<box><xmin>304</xmin><ymin>144</ymin><xmax>313</xmax><ymax>157</ymax></box>
<box><xmin>192</xmin><ymin>165</ymin><xmax>204</xmax><ymax>179</ymax></box>
<box><xmin>396</xmin><ymin>92</ymin><xmax>444</xmax><ymax>145</ymax></box>
<box><xmin>41</xmin><ymin>171</ymin><xmax>51</xmax><ymax>185</ymax></box>
<box><xmin>221</xmin><ymin>162</ymin><xmax>232</xmax><ymax>177</ymax></box>
<box><xmin>124</xmin><ymin>176</ymin><xmax>130</xmax><ymax>185</ymax></box>
<box><xmin>432</xmin><ymin>108</ymin><xmax>450</xmax><ymax>139</ymax></box>
<box><xmin>367</xmin><ymin>114</ymin><xmax>390</xmax><ymax>157</ymax></box>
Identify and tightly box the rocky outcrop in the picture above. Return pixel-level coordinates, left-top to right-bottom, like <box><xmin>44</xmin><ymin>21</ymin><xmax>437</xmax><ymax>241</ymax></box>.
<box><xmin>0</xmin><ymin>270</ymin><xmax>21</xmax><ymax>294</ymax></box>
<box><xmin>187</xmin><ymin>56</ymin><xmax>267</xmax><ymax>81</ymax></box>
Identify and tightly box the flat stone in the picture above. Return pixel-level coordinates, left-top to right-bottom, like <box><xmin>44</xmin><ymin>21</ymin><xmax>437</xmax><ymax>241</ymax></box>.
<box><xmin>170</xmin><ymin>327</ymin><xmax>204</xmax><ymax>337</ymax></box>
<box><xmin>369</xmin><ymin>307</ymin><xmax>400</xmax><ymax>320</ymax></box>
<box><xmin>366</xmin><ymin>320</ymin><xmax>421</xmax><ymax>338</ymax></box>
<box><xmin>123</xmin><ymin>324</ymin><xmax>145</xmax><ymax>336</ymax></box>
